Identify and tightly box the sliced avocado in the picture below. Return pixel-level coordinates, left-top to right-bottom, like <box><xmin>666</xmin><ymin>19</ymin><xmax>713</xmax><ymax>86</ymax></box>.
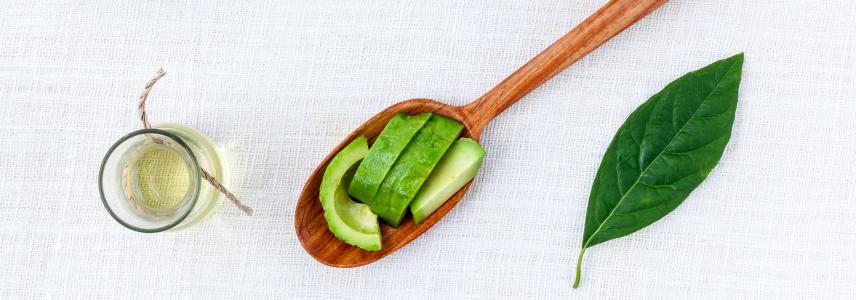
<box><xmin>411</xmin><ymin>138</ymin><xmax>485</xmax><ymax>224</ymax></box>
<box><xmin>349</xmin><ymin>113</ymin><xmax>432</xmax><ymax>203</ymax></box>
<box><xmin>320</xmin><ymin>136</ymin><xmax>381</xmax><ymax>251</ymax></box>
<box><xmin>366</xmin><ymin>115</ymin><xmax>464</xmax><ymax>227</ymax></box>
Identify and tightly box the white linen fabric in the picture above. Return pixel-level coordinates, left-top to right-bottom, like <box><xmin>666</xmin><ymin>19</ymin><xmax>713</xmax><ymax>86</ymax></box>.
<box><xmin>1</xmin><ymin>0</ymin><xmax>855</xmax><ymax>299</ymax></box>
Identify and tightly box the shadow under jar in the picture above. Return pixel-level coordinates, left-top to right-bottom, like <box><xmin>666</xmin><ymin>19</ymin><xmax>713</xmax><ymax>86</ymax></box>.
<box><xmin>99</xmin><ymin>124</ymin><xmax>228</xmax><ymax>232</ymax></box>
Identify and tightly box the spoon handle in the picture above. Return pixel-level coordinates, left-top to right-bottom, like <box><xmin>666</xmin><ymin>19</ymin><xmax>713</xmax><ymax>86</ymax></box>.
<box><xmin>461</xmin><ymin>0</ymin><xmax>669</xmax><ymax>133</ymax></box>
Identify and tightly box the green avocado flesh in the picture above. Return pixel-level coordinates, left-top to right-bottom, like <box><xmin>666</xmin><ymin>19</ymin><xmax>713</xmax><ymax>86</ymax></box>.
<box><xmin>411</xmin><ymin>138</ymin><xmax>485</xmax><ymax>224</ymax></box>
<box><xmin>320</xmin><ymin>136</ymin><xmax>381</xmax><ymax>251</ymax></box>
<box><xmin>348</xmin><ymin>113</ymin><xmax>432</xmax><ymax>203</ymax></box>
<box><xmin>364</xmin><ymin>115</ymin><xmax>464</xmax><ymax>227</ymax></box>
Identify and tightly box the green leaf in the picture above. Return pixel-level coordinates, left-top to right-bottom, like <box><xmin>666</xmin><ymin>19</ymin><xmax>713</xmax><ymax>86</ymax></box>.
<box><xmin>573</xmin><ymin>53</ymin><xmax>744</xmax><ymax>288</ymax></box>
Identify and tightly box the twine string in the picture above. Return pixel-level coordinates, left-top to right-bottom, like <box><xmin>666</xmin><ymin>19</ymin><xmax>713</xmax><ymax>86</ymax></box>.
<box><xmin>137</xmin><ymin>68</ymin><xmax>165</xmax><ymax>130</ymax></box>
<box><xmin>137</xmin><ymin>68</ymin><xmax>253</xmax><ymax>216</ymax></box>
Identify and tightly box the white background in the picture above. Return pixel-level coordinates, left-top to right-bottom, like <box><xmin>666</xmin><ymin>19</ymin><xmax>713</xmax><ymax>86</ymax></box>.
<box><xmin>2</xmin><ymin>0</ymin><xmax>855</xmax><ymax>299</ymax></box>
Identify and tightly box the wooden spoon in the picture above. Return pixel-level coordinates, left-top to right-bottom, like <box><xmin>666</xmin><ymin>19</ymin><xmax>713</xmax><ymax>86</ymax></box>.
<box><xmin>295</xmin><ymin>0</ymin><xmax>669</xmax><ymax>267</ymax></box>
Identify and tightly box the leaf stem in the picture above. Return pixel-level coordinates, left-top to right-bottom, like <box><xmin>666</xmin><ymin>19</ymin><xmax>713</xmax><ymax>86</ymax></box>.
<box><xmin>573</xmin><ymin>247</ymin><xmax>586</xmax><ymax>289</ymax></box>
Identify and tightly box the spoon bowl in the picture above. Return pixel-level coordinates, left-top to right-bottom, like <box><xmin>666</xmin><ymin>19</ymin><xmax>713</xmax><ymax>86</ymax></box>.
<box><xmin>295</xmin><ymin>99</ymin><xmax>479</xmax><ymax>267</ymax></box>
<box><xmin>295</xmin><ymin>0</ymin><xmax>669</xmax><ymax>267</ymax></box>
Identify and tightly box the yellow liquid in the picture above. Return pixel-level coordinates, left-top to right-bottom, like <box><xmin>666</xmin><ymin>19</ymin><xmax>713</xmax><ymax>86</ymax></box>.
<box><xmin>133</xmin><ymin>147</ymin><xmax>191</xmax><ymax>210</ymax></box>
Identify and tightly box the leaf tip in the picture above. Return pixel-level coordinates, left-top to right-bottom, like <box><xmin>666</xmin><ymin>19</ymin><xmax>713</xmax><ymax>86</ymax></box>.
<box><xmin>726</xmin><ymin>52</ymin><xmax>745</xmax><ymax>68</ymax></box>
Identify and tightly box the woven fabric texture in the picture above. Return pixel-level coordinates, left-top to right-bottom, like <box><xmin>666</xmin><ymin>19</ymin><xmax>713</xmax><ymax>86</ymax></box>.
<box><xmin>1</xmin><ymin>0</ymin><xmax>855</xmax><ymax>299</ymax></box>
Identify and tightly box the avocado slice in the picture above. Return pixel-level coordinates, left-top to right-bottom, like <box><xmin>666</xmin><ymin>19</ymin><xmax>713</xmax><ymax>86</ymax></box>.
<box><xmin>366</xmin><ymin>115</ymin><xmax>464</xmax><ymax>227</ymax></box>
<box><xmin>411</xmin><ymin>138</ymin><xmax>485</xmax><ymax>224</ymax></box>
<box><xmin>349</xmin><ymin>113</ymin><xmax>432</xmax><ymax>203</ymax></box>
<box><xmin>320</xmin><ymin>136</ymin><xmax>382</xmax><ymax>251</ymax></box>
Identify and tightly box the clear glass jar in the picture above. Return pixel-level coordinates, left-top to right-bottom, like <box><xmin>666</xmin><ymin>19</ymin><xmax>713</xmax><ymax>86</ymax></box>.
<box><xmin>99</xmin><ymin>124</ymin><xmax>228</xmax><ymax>232</ymax></box>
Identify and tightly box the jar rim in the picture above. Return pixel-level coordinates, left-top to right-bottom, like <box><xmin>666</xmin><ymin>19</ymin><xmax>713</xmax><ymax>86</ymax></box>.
<box><xmin>98</xmin><ymin>128</ymin><xmax>202</xmax><ymax>233</ymax></box>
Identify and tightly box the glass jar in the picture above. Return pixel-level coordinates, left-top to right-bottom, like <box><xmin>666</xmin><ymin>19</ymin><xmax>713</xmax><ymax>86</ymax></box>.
<box><xmin>99</xmin><ymin>124</ymin><xmax>228</xmax><ymax>232</ymax></box>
